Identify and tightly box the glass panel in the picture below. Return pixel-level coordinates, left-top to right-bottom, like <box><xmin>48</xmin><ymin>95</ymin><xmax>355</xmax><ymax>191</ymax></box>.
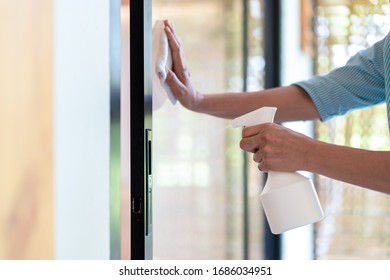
<box><xmin>152</xmin><ymin>0</ymin><xmax>265</xmax><ymax>259</ymax></box>
<box><xmin>313</xmin><ymin>0</ymin><xmax>390</xmax><ymax>259</ymax></box>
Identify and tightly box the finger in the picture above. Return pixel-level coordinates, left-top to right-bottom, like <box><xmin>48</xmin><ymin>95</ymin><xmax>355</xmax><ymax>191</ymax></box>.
<box><xmin>242</xmin><ymin>125</ymin><xmax>263</xmax><ymax>138</ymax></box>
<box><xmin>164</xmin><ymin>20</ymin><xmax>182</xmax><ymax>53</ymax></box>
<box><xmin>258</xmin><ymin>162</ymin><xmax>268</xmax><ymax>172</ymax></box>
<box><xmin>164</xmin><ymin>20</ymin><xmax>175</xmax><ymax>35</ymax></box>
<box><xmin>239</xmin><ymin>138</ymin><xmax>259</xmax><ymax>153</ymax></box>
<box><xmin>253</xmin><ymin>150</ymin><xmax>262</xmax><ymax>163</ymax></box>
<box><xmin>164</xmin><ymin>25</ymin><xmax>180</xmax><ymax>52</ymax></box>
<box><xmin>165</xmin><ymin>20</ymin><xmax>180</xmax><ymax>43</ymax></box>
<box><xmin>164</xmin><ymin>26</ymin><xmax>190</xmax><ymax>83</ymax></box>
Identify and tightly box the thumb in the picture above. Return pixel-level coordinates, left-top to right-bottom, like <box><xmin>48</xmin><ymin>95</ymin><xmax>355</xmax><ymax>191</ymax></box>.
<box><xmin>165</xmin><ymin>68</ymin><xmax>185</xmax><ymax>93</ymax></box>
<box><xmin>165</xmin><ymin>68</ymin><xmax>193</xmax><ymax>105</ymax></box>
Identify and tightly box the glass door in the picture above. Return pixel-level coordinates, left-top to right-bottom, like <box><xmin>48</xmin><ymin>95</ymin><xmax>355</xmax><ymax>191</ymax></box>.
<box><xmin>152</xmin><ymin>0</ymin><xmax>266</xmax><ymax>260</ymax></box>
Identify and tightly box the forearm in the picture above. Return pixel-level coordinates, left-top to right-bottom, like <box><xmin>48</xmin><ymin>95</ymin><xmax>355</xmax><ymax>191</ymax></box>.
<box><xmin>193</xmin><ymin>85</ymin><xmax>320</xmax><ymax>122</ymax></box>
<box><xmin>306</xmin><ymin>140</ymin><xmax>390</xmax><ymax>194</ymax></box>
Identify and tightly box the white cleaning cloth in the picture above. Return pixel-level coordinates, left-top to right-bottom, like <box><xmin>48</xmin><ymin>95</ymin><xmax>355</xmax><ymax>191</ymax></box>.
<box><xmin>152</xmin><ymin>20</ymin><xmax>177</xmax><ymax>106</ymax></box>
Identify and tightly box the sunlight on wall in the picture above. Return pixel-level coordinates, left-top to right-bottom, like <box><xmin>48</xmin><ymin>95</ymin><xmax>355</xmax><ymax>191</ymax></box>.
<box><xmin>0</xmin><ymin>0</ymin><xmax>54</xmax><ymax>259</ymax></box>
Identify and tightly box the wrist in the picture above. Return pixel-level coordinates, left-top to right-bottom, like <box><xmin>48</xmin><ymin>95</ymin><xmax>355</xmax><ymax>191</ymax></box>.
<box><xmin>302</xmin><ymin>137</ymin><xmax>321</xmax><ymax>172</ymax></box>
<box><xmin>189</xmin><ymin>91</ymin><xmax>205</xmax><ymax>112</ymax></box>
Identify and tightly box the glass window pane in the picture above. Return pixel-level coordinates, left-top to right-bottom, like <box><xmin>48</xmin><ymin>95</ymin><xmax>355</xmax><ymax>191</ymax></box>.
<box><xmin>313</xmin><ymin>0</ymin><xmax>390</xmax><ymax>259</ymax></box>
<box><xmin>152</xmin><ymin>0</ymin><xmax>265</xmax><ymax>260</ymax></box>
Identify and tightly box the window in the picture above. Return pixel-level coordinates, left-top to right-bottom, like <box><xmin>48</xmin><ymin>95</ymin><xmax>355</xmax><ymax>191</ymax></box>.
<box><xmin>313</xmin><ymin>0</ymin><xmax>390</xmax><ymax>259</ymax></box>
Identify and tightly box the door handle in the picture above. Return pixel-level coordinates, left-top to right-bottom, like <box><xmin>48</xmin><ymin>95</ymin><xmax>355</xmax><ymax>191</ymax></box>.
<box><xmin>145</xmin><ymin>129</ymin><xmax>152</xmax><ymax>236</ymax></box>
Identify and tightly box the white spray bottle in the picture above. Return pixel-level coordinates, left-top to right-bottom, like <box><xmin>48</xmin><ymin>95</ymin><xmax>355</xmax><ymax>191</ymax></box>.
<box><xmin>232</xmin><ymin>107</ymin><xmax>324</xmax><ymax>234</ymax></box>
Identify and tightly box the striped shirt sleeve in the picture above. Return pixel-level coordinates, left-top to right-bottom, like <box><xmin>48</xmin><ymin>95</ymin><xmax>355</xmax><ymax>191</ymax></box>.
<box><xmin>294</xmin><ymin>38</ymin><xmax>386</xmax><ymax>122</ymax></box>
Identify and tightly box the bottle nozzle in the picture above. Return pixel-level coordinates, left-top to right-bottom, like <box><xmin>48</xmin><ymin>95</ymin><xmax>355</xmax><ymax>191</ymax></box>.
<box><xmin>231</xmin><ymin>106</ymin><xmax>277</xmax><ymax>128</ymax></box>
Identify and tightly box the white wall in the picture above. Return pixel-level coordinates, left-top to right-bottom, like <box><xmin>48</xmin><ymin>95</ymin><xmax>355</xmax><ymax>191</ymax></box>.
<box><xmin>54</xmin><ymin>0</ymin><xmax>110</xmax><ymax>259</ymax></box>
<box><xmin>280</xmin><ymin>0</ymin><xmax>315</xmax><ymax>260</ymax></box>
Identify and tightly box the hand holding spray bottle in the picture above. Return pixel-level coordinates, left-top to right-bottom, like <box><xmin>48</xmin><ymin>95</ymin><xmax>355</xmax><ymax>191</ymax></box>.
<box><xmin>232</xmin><ymin>107</ymin><xmax>324</xmax><ymax>234</ymax></box>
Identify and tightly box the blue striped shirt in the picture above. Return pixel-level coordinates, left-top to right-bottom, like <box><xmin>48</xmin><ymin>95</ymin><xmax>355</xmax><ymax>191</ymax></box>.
<box><xmin>295</xmin><ymin>32</ymin><xmax>390</xmax><ymax>130</ymax></box>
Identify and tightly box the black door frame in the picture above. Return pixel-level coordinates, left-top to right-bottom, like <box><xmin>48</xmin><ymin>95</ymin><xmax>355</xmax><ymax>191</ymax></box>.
<box><xmin>130</xmin><ymin>0</ymin><xmax>153</xmax><ymax>260</ymax></box>
<box><xmin>263</xmin><ymin>0</ymin><xmax>282</xmax><ymax>260</ymax></box>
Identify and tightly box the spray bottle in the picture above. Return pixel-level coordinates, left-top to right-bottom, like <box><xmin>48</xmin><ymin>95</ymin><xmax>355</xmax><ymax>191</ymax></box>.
<box><xmin>232</xmin><ymin>107</ymin><xmax>324</xmax><ymax>234</ymax></box>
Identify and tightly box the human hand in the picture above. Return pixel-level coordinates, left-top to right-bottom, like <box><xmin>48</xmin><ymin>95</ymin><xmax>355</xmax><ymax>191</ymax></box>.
<box><xmin>163</xmin><ymin>19</ymin><xmax>203</xmax><ymax>110</ymax></box>
<box><xmin>240</xmin><ymin>123</ymin><xmax>314</xmax><ymax>172</ymax></box>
